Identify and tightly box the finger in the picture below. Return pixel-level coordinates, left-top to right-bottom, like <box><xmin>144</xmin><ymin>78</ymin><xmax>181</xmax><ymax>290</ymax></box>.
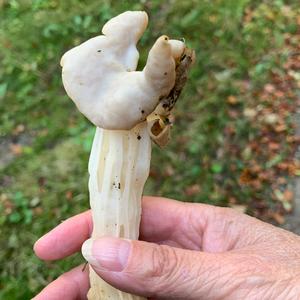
<box><xmin>143</xmin><ymin>197</ymin><xmax>276</xmax><ymax>252</ymax></box>
<box><xmin>141</xmin><ymin>197</ymin><xmax>262</xmax><ymax>252</ymax></box>
<box><xmin>81</xmin><ymin>237</ymin><xmax>234</xmax><ymax>299</ymax></box>
<box><xmin>34</xmin><ymin>196</ymin><xmax>260</xmax><ymax>262</ymax></box>
<box><xmin>140</xmin><ymin>196</ymin><xmax>207</xmax><ymax>250</ymax></box>
<box><xmin>34</xmin><ymin>196</ymin><xmax>205</xmax><ymax>263</ymax></box>
<box><xmin>32</xmin><ymin>265</ymin><xmax>89</xmax><ymax>300</ymax></box>
<box><xmin>34</xmin><ymin>210</ymin><xmax>92</xmax><ymax>260</ymax></box>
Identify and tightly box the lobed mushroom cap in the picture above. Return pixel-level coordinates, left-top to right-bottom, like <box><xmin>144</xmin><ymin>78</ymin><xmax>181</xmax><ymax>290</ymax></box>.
<box><xmin>61</xmin><ymin>11</ymin><xmax>185</xmax><ymax>130</ymax></box>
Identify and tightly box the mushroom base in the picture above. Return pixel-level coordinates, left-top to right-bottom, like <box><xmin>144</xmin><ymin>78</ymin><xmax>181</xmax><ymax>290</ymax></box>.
<box><xmin>87</xmin><ymin>122</ymin><xmax>151</xmax><ymax>300</ymax></box>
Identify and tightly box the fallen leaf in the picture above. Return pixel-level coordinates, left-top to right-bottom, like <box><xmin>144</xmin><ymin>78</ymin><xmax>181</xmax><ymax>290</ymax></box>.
<box><xmin>239</xmin><ymin>169</ymin><xmax>253</xmax><ymax>184</ymax></box>
<box><xmin>38</xmin><ymin>177</ymin><xmax>46</xmax><ymax>187</ymax></box>
<box><xmin>12</xmin><ymin>124</ymin><xmax>25</xmax><ymax>135</ymax></box>
<box><xmin>250</xmin><ymin>179</ymin><xmax>262</xmax><ymax>190</ymax></box>
<box><xmin>277</xmin><ymin>162</ymin><xmax>289</xmax><ymax>170</ymax></box>
<box><xmin>164</xmin><ymin>165</ymin><xmax>175</xmax><ymax>176</ymax></box>
<box><xmin>264</xmin><ymin>84</ymin><xmax>275</xmax><ymax>93</ymax></box>
<box><xmin>250</xmin><ymin>164</ymin><xmax>262</xmax><ymax>173</ymax></box>
<box><xmin>243</xmin><ymin>108</ymin><xmax>257</xmax><ymax>119</ymax></box>
<box><xmin>66</xmin><ymin>190</ymin><xmax>73</xmax><ymax>200</ymax></box>
<box><xmin>185</xmin><ymin>184</ymin><xmax>201</xmax><ymax>196</ymax></box>
<box><xmin>33</xmin><ymin>207</ymin><xmax>44</xmax><ymax>215</ymax></box>
<box><xmin>282</xmin><ymin>201</ymin><xmax>292</xmax><ymax>212</ymax></box>
<box><xmin>274</xmin><ymin>189</ymin><xmax>284</xmax><ymax>202</ymax></box>
<box><xmin>283</xmin><ymin>189</ymin><xmax>293</xmax><ymax>202</ymax></box>
<box><xmin>263</xmin><ymin>113</ymin><xmax>279</xmax><ymax>125</ymax></box>
<box><xmin>277</xmin><ymin>177</ymin><xmax>287</xmax><ymax>185</ymax></box>
<box><xmin>288</xmin><ymin>163</ymin><xmax>297</xmax><ymax>175</ymax></box>
<box><xmin>228</xmin><ymin>197</ymin><xmax>237</xmax><ymax>204</ymax></box>
<box><xmin>271</xmin><ymin>212</ymin><xmax>285</xmax><ymax>225</ymax></box>
<box><xmin>9</xmin><ymin>143</ymin><xmax>23</xmax><ymax>155</ymax></box>
<box><xmin>227</xmin><ymin>95</ymin><xmax>238</xmax><ymax>105</ymax></box>
<box><xmin>286</xmin><ymin>135</ymin><xmax>300</xmax><ymax>143</ymax></box>
<box><xmin>30</xmin><ymin>197</ymin><xmax>40</xmax><ymax>207</ymax></box>
<box><xmin>228</xmin><ymin>109</ymin><xmax>239</xmax><ymax>118</ymax></box>
<box><xmin>268</xmin><ymin>142</ymin><xmax>280</xmax><ymax>151</ymax></box>
<box><xmin>274</xmin><ymin>124</ymin><xmax>287</xmax><ymax>132</ymax></box>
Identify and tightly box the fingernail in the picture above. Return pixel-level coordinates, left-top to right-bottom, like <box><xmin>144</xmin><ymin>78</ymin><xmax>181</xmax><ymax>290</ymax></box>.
<box><xmin>82</xmin><ymin>237</ymin><xmax>131</xmax><ymax>272</ymax></box>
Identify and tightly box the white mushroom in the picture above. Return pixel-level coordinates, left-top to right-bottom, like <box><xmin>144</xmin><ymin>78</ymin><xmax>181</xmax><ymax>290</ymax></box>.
<box><xmin>61</xmin><ymin>11</ymin><xmax>181</xmax><ymax>130</ymax></box>
<box><xmin>61</xmin><ymin>11</ymin><xmax>192</xmax><ymax>300</ymax></box>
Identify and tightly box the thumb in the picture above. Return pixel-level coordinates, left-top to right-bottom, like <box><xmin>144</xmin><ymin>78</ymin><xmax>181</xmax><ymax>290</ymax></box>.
<box><xmin>82</xmin><ymin>237</ymin><xmax>221</xmax><ymax>299</ymax></box>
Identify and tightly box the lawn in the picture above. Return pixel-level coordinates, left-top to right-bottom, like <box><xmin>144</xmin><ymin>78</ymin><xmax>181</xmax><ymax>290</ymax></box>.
<box><xmin>0</xmin><ymin>0</ymin><xmax>299</xmax><ymax>298</ymax></box>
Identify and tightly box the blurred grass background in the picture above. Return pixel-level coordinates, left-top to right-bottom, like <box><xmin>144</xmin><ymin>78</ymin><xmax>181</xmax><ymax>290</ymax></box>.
<box><xmin>0</xmin><ymin>0</ymin><xmax>299</xmax><ymax>298</ymax></box>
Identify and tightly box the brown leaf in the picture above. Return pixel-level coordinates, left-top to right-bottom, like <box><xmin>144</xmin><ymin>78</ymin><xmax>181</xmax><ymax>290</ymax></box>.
<box><xmin>33</xmin><ymin>207</ymin><xmax>44</xmax><ymax>216</ymax></box>
<box><xmin>274</xmin><ymin>124</ymin><xmax>287</xmax><ymax>132</ymax></box>
<box><xmin>268</xmin><ymin>142</ymin><xmax>280</xmax><ymax>151</ymax></box>
<box><xmin>164</xmin><ymin>165</ymin><xmax>175</xmax><ymax>176</ymax></box>
<box><xmin>185</xmin><ymin>184</ymin><xmax>201</xmax><ymax>196</ymax></box>
<box><xmin>271</xmin><ymin>212</ymin><xmax>285</xmax><ymax>225</ymax></box>
<box><xmin>250</xmin><ymin>179</ymin><xmax>262</xmax><ymax>190</ymax></box>
<box><xmin>228</xmin><ymin>197</ymin><xmax>237</xmax><ymax>204</ymax></box>
<box><xmin>9</xmin><ymin>143</ymin><xmax>23</xmax><ymax>155</ymax></box>
<box><xmin>277</xmin><ymin>177</ymin><xmax>287</xmax><ymax>185</ymax></box>
<box><xmin>283</xmin><ymin>189</ymin><xmax>293</xmax><ymax>202</ymax></box>
<box><xmin>239</xmin><ymin>169</ymin><xmax>253</xmax><ymax>184</ymax></box>
<box><xmin>224</xmin><ymin>125</ymin><xmax>236</xmax><ymax>135</ymax></box>
<box><xmin>228</xmin><ymin>109</ymin><xmax>239</xmax><ymax>118</ymax></box>
<box><xmin>258</xmin><ymin>171</ymin><xmax>269</xmax><ymax>181</ymax></box>
<box><xmin>65</xmin><ymin>190</ymin><xmax>73</xmax><ymax>200</ymax></box>
<box><xmin>227</xmin><ymin>95</ymin><xmax>238</xmax><ymax>105</ymax></box>
<box><xmin>264</xmin><ymin>84</ymin><xmax>275</xmax><ymax>93</ymax></box>
<box><xmin>38</xmin><ymin>177</ymin><xmax>46</xmax><ymax>187</ymax></box>
<box><xmin>274</xmin><ymin>90</ymin><xmax>285</xmax><ymax>98</ymax></box>
<box><xmin>250</xmin><ymin>164</ymin><xmax>262</xmax><ymax>174</ymax></box>
<box><xmin>1</xmin><ymin>194</ymin><xmax>14</xmax><ymax>215</ymax></box>
<box><xmin>12</xmin><ymin>124</ymin><xmax>25</xmax><ymax>135</ymax></box>
<box><xmin>286</xmin><ymin>135</ymin><xmax>300</xmax><ymax>143</ymax></box>
<box><xmin>277</xmin><ymin>162</ymin><xmax>289</xmax><ymax>170</ymax></box>
<box><xmin>288</xmin><ymin>163</ymin><xmax>297</xmax><ymax>175</ymax></box>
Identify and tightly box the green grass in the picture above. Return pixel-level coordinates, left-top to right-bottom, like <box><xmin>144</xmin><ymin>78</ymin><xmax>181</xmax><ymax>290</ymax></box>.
<box><xmin>0</xmin><ymin>0</ymin><xmax>299</xmax><ymax>298</ymax></box>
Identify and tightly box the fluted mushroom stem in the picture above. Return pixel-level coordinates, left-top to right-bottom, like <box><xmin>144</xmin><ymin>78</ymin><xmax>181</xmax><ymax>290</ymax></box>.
<box><xmin>87</xmin><ymin>122</ymin><xmax>150</xmax><ymax>300</ymax></box>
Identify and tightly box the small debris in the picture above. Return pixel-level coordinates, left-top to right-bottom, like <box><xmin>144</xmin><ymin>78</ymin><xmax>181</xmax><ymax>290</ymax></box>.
<box><xmin>82</xmin><ymin>262</ymin><xmax>88</xmax><ymax>272</ymax></box>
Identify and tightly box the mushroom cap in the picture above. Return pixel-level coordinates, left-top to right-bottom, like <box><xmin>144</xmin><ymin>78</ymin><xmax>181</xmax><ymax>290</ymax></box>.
<box><xmin>61</xmin><ymin>11</ymin><xmax>185</xmax><ymax>130</ymax></box>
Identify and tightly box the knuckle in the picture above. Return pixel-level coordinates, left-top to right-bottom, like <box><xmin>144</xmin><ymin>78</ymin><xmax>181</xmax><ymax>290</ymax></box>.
<box><xmin>151</xmin><ymin>245</ymin><xmax>177</xmax><ymax>278</ymax></box>
<box><xmin>215</xmin><ymin>206</ymin><xmax>240</xmax><ymax>218</ymax></box>
<box><xmin>146</xmin><ymin>245</ymin><xmax>180</xmax><ymax>293</ymax></box>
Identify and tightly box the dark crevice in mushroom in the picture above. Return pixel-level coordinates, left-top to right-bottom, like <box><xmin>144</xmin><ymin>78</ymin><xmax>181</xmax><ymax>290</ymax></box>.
<box><xmin>151</xmin><ymin>120</ymin><xmax>163</xmax><ymax>136</ymax></box>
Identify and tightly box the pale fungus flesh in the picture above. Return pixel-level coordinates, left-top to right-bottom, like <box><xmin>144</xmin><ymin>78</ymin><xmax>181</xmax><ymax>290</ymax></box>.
<box><xmin>60</xmin><ymin>10</ymin><xmax>194</xmax><ymax>300</ymax></box>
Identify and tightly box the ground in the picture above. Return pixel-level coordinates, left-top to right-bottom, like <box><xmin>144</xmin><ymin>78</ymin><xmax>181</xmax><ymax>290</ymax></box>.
<box><xmin>283</xmin><ymin>110</ymin><xmax>300</xmax><ymax>234</ymax></box>
<box><xmin>0</xmin><ymin>1</ymin><xmax>300</xmax><ymax>299</ymax></box>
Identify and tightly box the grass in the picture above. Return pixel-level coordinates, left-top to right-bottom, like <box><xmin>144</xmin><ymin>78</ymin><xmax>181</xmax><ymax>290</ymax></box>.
<box><xmin>0</xmin><ymin>0</ymin><xmax>299</xmax><ymax>298</ymax></box>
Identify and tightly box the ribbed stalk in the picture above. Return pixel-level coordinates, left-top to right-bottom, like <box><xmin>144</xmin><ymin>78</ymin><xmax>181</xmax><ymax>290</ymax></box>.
<box><xmin>87</xmin><ymin>121</ymin><xmax>150</xmax><ymax>300</ymax></box>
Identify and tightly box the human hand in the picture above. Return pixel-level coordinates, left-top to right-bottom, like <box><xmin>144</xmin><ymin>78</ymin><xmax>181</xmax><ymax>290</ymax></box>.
<box><xmin>33</xmin><ymin>196</ymin><xmax>300</xmax><ymax>299</ymax></box>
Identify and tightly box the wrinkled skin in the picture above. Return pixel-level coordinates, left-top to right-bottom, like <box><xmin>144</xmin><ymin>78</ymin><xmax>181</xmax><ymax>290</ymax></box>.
<box><xmin>33</xmin><ymin>197</ymin><xmax>300</xmax><ymax>300</ymax></box>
